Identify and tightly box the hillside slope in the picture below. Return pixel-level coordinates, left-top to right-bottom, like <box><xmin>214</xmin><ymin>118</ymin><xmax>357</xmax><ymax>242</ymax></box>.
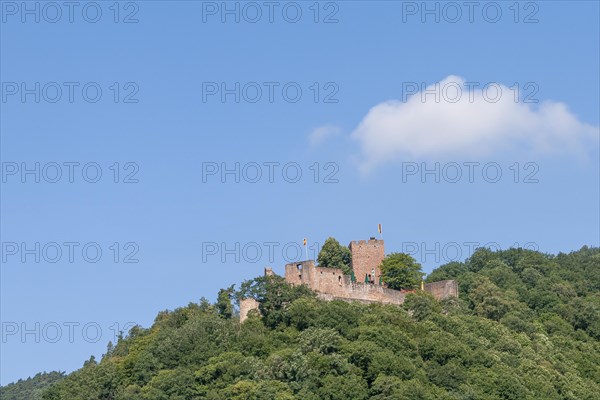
<box><xmin>0</xmin><ymin>372</ymin><xmax>65</xmax><ymax>400</ymax></box>
<box><xmin>12</xmin><ymin>247</ymin><xmax>600</xmax><ymax>399</ymax></box>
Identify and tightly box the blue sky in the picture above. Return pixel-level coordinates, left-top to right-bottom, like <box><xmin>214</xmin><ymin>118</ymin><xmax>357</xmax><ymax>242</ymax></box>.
<box><xmin>1</xmin><ymin>0</ymin><xmax>599</xmax><ymax>385</ymax></box>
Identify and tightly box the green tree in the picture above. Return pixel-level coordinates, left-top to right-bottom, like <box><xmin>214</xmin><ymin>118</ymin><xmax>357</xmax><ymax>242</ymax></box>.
<box><xmin>216</xmin><ymin>285</ymin><xmax>235</xmax><ymax>319</ymax></box>
<box><xmin>403</xmin><ymin>291</ymin><xmax>441</xmax><ymax>321</ymax></box>
<box><xmin>318</xmin><ymin>374</ymin><xmax>369</xmax><ymax>400</ymax></box>
<box><xmin>379</xmin><ymin>253</ymin><xmax>423</xmax><ymax>290</ymax></box>
<box><xmin>317</xmin><ymin>237</ymin><xmax>352</xmax><ymax>275</ymax></box>
<box><xmin>468</xmin><ymin>276</ymin><xmax>520</xmax><ymax>321</ymax></box>
<box><xmin>237</xmin><ymin>275</ymin><xmax>315</xmax><ymax>328</ymax></box>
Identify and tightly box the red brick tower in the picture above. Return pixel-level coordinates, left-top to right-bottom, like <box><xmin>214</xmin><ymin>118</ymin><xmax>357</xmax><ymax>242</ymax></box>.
<box><xmin>349</xmin><ymin>238</ymin><xmax>385</xmax><ymax>284</ymax></box>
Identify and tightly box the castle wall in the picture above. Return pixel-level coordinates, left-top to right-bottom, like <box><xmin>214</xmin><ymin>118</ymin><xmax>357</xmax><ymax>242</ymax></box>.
<box><xmin>275</xmin><ymin>240</ymin><xmax>458</xmax><ymax>318</ymax></box>
<box><xmin>317</xmin><ymin>282</ymin><xmax>407</xmax><ymax>305</ymax></box>
<box><xmin>239</xmin><ymin>298</ymin><xmax>260</xmax><ymax>323</ymax></box>
<box><xmin>285</xmin><ymin>260</ymin><xmax>317</xmax><ymax>286</ymax></box>
<box><xmin>424</xmin><ymin>280</ymin><xmax>459</xmax><ymax>300</ymax></box>
<box><xmin>285</xmin><ymin>261</ymin><xmax>349</xmax><ymax>295</ymax></box>
<box><xmin>285</xmin><ymin>260</ymin><xmax>407</xmax><ymax>305</ymax></box>
<box><xmin>311</xmin><ymin>265</ymin><xmax>350</xmax><ymax>295</ymax></box>
<box><xmin>349</xmin><ymin>239</ymin><xmax>385</xmax><ymax>284</ymax></box>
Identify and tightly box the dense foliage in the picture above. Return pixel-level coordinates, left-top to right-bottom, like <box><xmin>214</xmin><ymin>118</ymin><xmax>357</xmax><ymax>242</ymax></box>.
<box><xmin>380</xmin><ymin>253</ymin><xmax>424</xmax><ymax>290</ymax></box>
<box><xmin>237</xmin><ymin>275</ymin><xmax>316</xmax><ymax>328</ymax></box>
<box><xmin>426</xmin><ymin>246</ymin><xmax>600</xmax><ymax>339</ymax></box>
<box><xmin>317</xmin><ymin>237</ymin><xmax>352</xmax><ymax>275</ymax></box>
<box><xmin>3</xmin><ymin>247</ymin><xmax>599</xmax><ymax>399</ymax></box>
<box><xmin>0</xmin><ymin>372</ymin><xmax>65</xmax><ymax>400</ymax></box>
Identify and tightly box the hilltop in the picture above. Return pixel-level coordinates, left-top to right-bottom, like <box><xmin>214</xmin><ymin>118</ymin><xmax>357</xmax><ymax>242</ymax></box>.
<box><xmin>4</xmin><ymin>246</ymin><xmax>600</xmax><ymax>399</ymax></box>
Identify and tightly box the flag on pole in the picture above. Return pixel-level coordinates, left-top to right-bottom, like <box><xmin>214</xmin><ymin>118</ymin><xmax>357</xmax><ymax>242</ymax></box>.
<box><xmin>378</xmin><ymin>224</ymin><xmax>382</xmax><ymax>234</ymax></box>
<box><xmin>303</xmin><ymin>238</ymin><xmax>308</xmax><ymax>260</ymax></box>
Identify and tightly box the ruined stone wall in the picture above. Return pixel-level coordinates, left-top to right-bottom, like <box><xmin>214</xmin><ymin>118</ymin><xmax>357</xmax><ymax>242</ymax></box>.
<box><xmin>285</xmin><ymin>261</ymin><xmax>407</xmax><ymax>305</ymax></box>
<box><xmin>424</xmin><ymin>280</ymin><xmax>459</xmax><ymax>300</ymax></box>
<box><xmin>280</xmin><ymin>244</ymin><xmax>458</xmax><ymax>313</ymax></box>
<box><xmin>285</xmin><ymin>261</ymin><xmax>348</xmax><ymax>295</ymax></box>
<box><xmin>285</xmin><ymin>260</ymin><xmax>317</xmax><ymax>286</ymax></box>
<box><xmin>317</xmin><ymin>282</ymin><xmax>407</xmax><ymax>305</ymax></box>
<box><xmin>311</xmin><ymin>265</ymin><xmax>350</xmax><ymax>296</ymax></box>
<box><xmin>349</xmin><ymin>239</ymin><xmax>385</xmax><ymax>284</ymax></box>
<box><xmin>239</xmin><ymin>298</ymin><xmax>260</xmax><ymax>323</ymax></box>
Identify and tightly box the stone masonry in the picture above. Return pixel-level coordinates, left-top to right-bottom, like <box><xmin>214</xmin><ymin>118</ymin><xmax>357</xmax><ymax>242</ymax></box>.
<box><xmin>239</xmin><ymin>298</ymin><xmax>260</xmax><ymax>323</ymax></box>
<box><xmin>239</xmin><ymin>238</ymin><xmax>459</xmax><ymax>322</ymax></box>
<box><xmin>349</xmin><ymin>238</ymin><xmax>385</xmax><ymax>284</ymax></box>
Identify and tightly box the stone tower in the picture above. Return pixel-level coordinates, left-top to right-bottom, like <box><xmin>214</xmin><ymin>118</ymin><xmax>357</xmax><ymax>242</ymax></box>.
<box><xmin>349</xmin><ymin>238</ymin><xmax>385</xmax><ymax>284</ymax></box>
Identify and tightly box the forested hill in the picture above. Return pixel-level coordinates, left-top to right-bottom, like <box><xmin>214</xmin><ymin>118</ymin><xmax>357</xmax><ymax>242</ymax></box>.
<box><xmin>6</xmin><ymin>247</ymin><xmax>600</xmax><ymax>399</ymax></box>
<box><xmin>0</xmin><ymin>372</ymin><xmax>65</xmax><ymax>400</ymax></box>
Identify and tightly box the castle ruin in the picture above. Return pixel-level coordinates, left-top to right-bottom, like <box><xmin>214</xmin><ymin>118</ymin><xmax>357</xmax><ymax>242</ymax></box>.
<box><xmin>240</xmin><ymin>238</ymin><xmax>458</xmax><ymax>322</ymax></box>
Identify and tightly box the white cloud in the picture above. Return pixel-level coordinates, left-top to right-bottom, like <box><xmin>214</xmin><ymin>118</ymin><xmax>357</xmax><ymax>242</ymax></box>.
<box><xmin>309</xmin><ymin>124</ymin><xmax>341</xmax><ymax>146</ymax></box>
<box><xmin>351</xmin><ymin>75</ymin><xmax>598</xmax><ymax>173</ymax></box>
